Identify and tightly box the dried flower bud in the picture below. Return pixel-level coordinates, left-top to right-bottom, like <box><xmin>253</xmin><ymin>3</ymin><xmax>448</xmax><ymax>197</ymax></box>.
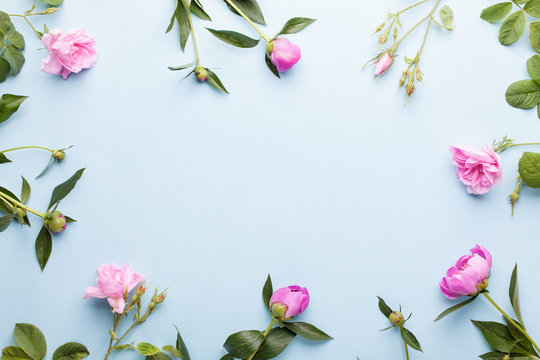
<box><xmin>379</xmin><ymin>34</ymin><xmax>387</xmax><ymax>45</ymax></box>
<box><xmin>375</xmin><ymin>21</ymin><xmax>386</xmax><ymax>33</ymax></box>
<box><xmin>43</xmin><ymin>7</ymin><xmax>58</xmax><ymax>14</ymax></box>
<box><xmin>399</xmin><ymin>71</ymin><xmax>408</xmax><ymax>87</ymax></box>
<box><xmin>393</xmin><ymin>26</ymin><xmax>398</xmax><ymax>41</ymax></box>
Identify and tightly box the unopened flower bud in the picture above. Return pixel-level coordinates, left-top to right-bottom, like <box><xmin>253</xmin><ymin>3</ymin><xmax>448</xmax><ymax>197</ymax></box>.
<box><xmin>195</xmin><ymin>66</ymin><xmax>207</xmax><ymax>82</ymax></box>
<box><xmin>379</xmin><ymin>34</ymin><xmax>387</xmax><ymax>45</ymax></box>
<box><xmin>389</xmin><ymin>311</ymin><xmax>405</xmax><ymax>327</ymax></box>
<box><xmin>375</xmin><ymin>21</ymin><xmax>386</xmax><ymax>33</ymax></box>
<box><xmin>44</xmin><ymin>210</ymin><xmax>67</xmax><ymax>233</ymax></box>
<box><xmin>393</xmin><ymin>27</ymin><xmax>398</xmax><ymax>41</ymax></box>
<box><xmin>152</xmin><ymin>291</ymin><xmax>167</xmax><ymax>304</ymax></box>
<box><xmin>53</xmin><ymin>150</ymin><xmax>65</xmax><ymax>161</ymax></box>
<box><xmin>43</xmin><ymin>7</ymin><xmax>58</xmax><ymax>14</ymax></box>
<box><xmin>149</xmin><ymin>301</ymin><xmax>156</xmax><ymax>310</ymax></box>
<box><xmin>374</xmin><ymin>53</ymin><xmax>394</xmax><ymax>77</ymax></box>
<box><xmin>136</xmin><ymin>284</ymin><xmax>146</xmax><ymax>296</ymax></box>
<box><xmin>399</xmin><ymin>71</ymin><xmax>408</xmax><ymax>87</ymax></box>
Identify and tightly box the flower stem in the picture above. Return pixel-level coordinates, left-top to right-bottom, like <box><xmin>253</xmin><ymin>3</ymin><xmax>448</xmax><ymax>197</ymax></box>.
<box><xmin>185</xmin><ymin>5</ymin><xmax>201</xmax><ymax>66</ymax></box>
<box><xmin>393</xmin><ymin>0</ymin><xmax>441</xmax><ymax>50</ymax></box>
<box><xmin>404</xmin><ymin>341</ymin><xmax>410</xmax><ymax>360</ymax></box>
<box><xmin>222</xmin><ymin>0</ymin><xmax>271</xmax><ymax>42</ymax></box>
<box><xmin>506</xmin><ymin>142</ymin><xmax>540</xmax><ymax>148</ymax></box>
<box><xmin>246</xmin><ymin>319</ymin><xmax>277</xmax><ymax>360</ymax></box>
<box><xmin>483</xmin><ymin>293</ymin><xmax>540</xmax><ymax>353</ymax></box>
<box><xmin>103</xmin><ymin>313</ymin><xmax>122</xmax><ymax>360</ymax></box>
<box><xmin>0</xmin><ymin>145</ymin><xmax>55</xmax><ymax>154</ymax></box>
<box><xmin>8</xmin><ymin>14</ymin><xmax>42</xmax><ymax>39</ymax></box>
<box><xmin>0</xmin><ymin>191</ymin><xmax>46</xmax><ymax>218</ymax></box>
<box><xmin>397</xmin><ymin>0</ymin><xmax>430</xmax><ymax>16</ymax></box>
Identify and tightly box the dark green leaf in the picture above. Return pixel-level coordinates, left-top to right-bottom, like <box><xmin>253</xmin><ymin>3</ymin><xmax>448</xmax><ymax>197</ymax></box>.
<box><xmin>219</xmin><ymin>355</ymin><xmax>233</xmax><ymax>360</ymax></box>
<box><xmin>472</xmin><ymin>320</ymin><xmax>528</xmax><ymax>354</ymax></box>
<box><xmin>505</xmin><ymin>318</ymin><xmax>536</xmax><ymax>355</ymax></box>
<box><xmin>264</xmin><ymin>54</ymin><xmax>280</xmax><ymax>78</ymax></box>
<box><xmin>174</xmin><ymin>325</ymin><xmax>191</xmax><ymax>360</ymax></box>
<box><xmin>525</xmin><ymin>0</ymin><xmax>540</xmax><ymax>17</ymax></box>
<box><xmin>0</xmin><ymin>94</ymin><xmax>28</xmax><ymax>124</ymax></box>
<box><xmin>47</xmin><ymin>168</ymin><xmax>85</xmax><ymax>211</ymax></box>
<box><xmin>530</xmin><ymin>21</ymin><xmax>540</xmax><ymax>52</ymax></box>
<box><xmin>400</xmin><ymin>327</ymin><xmax>422</xmax><ymax>352</ymax></box>
<box><xmin>527</xmin><ymin>55</ymin><xmax>540</xmax><ymax>85</ymax></box>
<box><xmin>223</xmin><ymin>330</ymin><xmax>264</xmax><ymax>359</ymax></box>
<box><xmin>167</xmin><ymin>2</ymin><xmax>191</xmax><ymax>52</ymax></box>
<box><xmin>145</xmin><ymin>353</ymin><xmax>171</xmax><ymax>360</ymax></box>
<box><xmin>206</xmin><ymin>70</ymin><xmax>229</xmax><ymax>94</ymax></box>
<box><xmin>13</xmin><ymin>324</ymin><xmax>47</xmax><ymax>360</ymax></box>
<box><xmin>207</xmin><ymin>28</ymin><xmax>260</xmax><ymax>48</ymax></box>
<box><xmin>0</xmin><ymin>11</ymin><xmax>14</xmax><ymax>34</ymax></box>
<box><xmin>0</xmin><ymin>57</ymin><xmax>10</xmax><ymax>83</ymax></box>
<box><xmin>518</xmin><ymin>152</ymin><xmax>540</xmax><ymax>188</ymax></box>
<box><xmin>0</xmin><ymin>186</ymin><xmax>20</xmax><ymax>213</ymax></box>
<box><xmin>4</xmin><ymin>45</ymin><xmax>25</xmax><ymax>76</ymax></box>
<box><xmin>35</xmin><ymin>227</ymin><xmax>52</xmax><ymax>271</ymax></box>
<box><xmin>40</xmin><ymin>0</ymin><xmax>63</xmax><ymax>5</ymax></box>
<box><xmin>283</xmin><ymin>322</ymin><xmax>333</xmax><ymax>341</ymax></box>
<box><xmin>0</xmin><ymin>153</ymin><xmax>11</xmax><ymax>164</ymax></box>
<box><xmin>499</xmin><ymin>11</ymin><xmax>526</xmax><ymax>45</ymax></box>
<box><xmin>168</xmin><ymin>62</ymin><xmax>195</xmax><ymax>71</ymax></box>
<box><xmin>377</xmin><ymin>296</ymin><xmax>393</xmax><ymax>317</ymax></box>
<box><xmin>64</xmin><ymin>216</ymin><xmax>77</xmax><ymax>223</ymax></box>
<box><xmin>0</xmin><ymin>213</ymin><xmax>14</xmax><ymax>232</ymax></box>
<box><xmin>1</xmin><ymin>346</ymin><xmax>31</xmax><ymax>360</ymax></box>
<box><xmin>225</xmin><ymin>0</ymin><xmax>266</xmax><ymax>25</ymax></box>
<box><xmin>434</xmin><ymin>295</ymin><xmax>478</xmax><ymax>321</ymax></box>
<box><xmin>21</xmin><ymin>176</ymin><xmax>31</xmax><ymax>204</ymax></box>
<box><xmin>262</xmin><ymin>274</ymin><xmax>273</xmax><ymax>309</ymax></box>
<box><xmin>162</xmin><ymin>345</ymin><xmax>182</xmax><ymax>358</ymax></box>
<box><xmin>252</xmin><ymin>328</ymin><xmax>296</xmax><ymax>360</ymax></box>
<box><xmin>480</xmin><ymin>351</ymin><xmax>530</xmax><ymax>359</ymax></box>
<box><xmin>275</xmin><ymin>17</ymin><xmax>316</xmax><ymax>36</ymax></box>
<box><xmin>506</xmin><ymin>80</ymin><xmax>540</xmax><ymax>109</ymax></box>
<box><xmin>52</xmin><ymin>342</ymin><xmax>90</xmax><ymax>360</ymax></box>
<box><xmin>509</xmin><ymin>265</ymin><xmax>525</xmax><ymax>329</ymax></box>
<box><xmin>7</xmin><ymin>31</ymin><xmax>25</xmax><ymax>50</ymax></box>
<box><xmin>480</xmin><ymin>3</ymin><xmax>513</xmax><ymax>23</ymax></box>
<box><xmin>191</xmin><ymin>1</ymin><xmax>211</xmax><ymax>21</ymax></box>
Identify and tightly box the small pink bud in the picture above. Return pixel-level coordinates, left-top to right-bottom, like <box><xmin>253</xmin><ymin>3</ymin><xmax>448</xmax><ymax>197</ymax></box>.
<box><xmin>374</xmin><ymin>53</ymin><xmax>393</xmax><ymax>77</ymax></box>
<box><xmin>269</xmin><ymin>38</ymin><xmax>302</xmax><ymax>73</ymax></box>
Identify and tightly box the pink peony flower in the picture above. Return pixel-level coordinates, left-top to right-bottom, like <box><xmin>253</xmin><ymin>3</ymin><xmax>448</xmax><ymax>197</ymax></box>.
<box><xmin>41</xmin><ymin>28</ymin><xmax>97</xmax><ymax>80</ymax></box>
<box><xmin>269</xmin><ymin>286</ymin><xmax>310</xmax><ymax>320</ymax></box>
<box><xmin>374</xmin><ymin>53</ymin><xmax>393</xmax><ymax>76</ymax></box>
<box><xmin>269</xmin><ymin>38</ymin><xmax>301</xmax><ymax>72</ymax></box>
<box><xmin>449</xmin><ymin>145</ymin><xmax>503</xmax><ymax>195</ymax></box>
<box><xmin>84</xmin><ymin>263</ymin><xmax>144</xmax><ymax>313</ymax></box>
<box><xmin>439</xmin><ymin>245</ymin><xmax>492</xmax><ymax>300</ymax></box>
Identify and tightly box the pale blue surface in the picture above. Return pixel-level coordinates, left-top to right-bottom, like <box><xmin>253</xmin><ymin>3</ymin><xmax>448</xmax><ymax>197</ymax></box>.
<box><xmin>1</xmin><ymin>0</ymin><xmax>540</xmax><ymax>359</ymax></box>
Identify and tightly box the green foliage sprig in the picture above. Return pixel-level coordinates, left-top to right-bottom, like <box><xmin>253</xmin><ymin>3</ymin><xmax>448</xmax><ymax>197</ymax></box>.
<box><xmin>0</xmin><ymin>0</ymin><xmax>62</xmax><ymax>82</ymax></box>
<box><xmin>367</xmin><ymin>0</ymin><xmax>454</xmax><ymax>102</ymax></box>
<box><xmin>125</xmin><ymin>326</ymin><xmax>191</xmax><ymax>360</ymax></box>
<box><xmin>376</xmin><ymin>297</ymin><xmax>422</xmax><ymax>360</ymax></box>
<box><xmin>1</xmin><ymin>323</ymin><xmax>89</xmax><ymax>360</ymax></box>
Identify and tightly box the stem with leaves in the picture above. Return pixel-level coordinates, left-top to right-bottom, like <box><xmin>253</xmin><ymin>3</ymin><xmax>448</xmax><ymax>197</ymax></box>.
<box><xmin>0</xmin><ymin>190</ymin><xmax>45</xmax><ymax>218</ymax></box>
<box><xmin>246</xmin><ymin>319</ymin><xmax>277</xmax><ymax>360</ymax></box>
<box><xmin>222</xmin><ymin>0</ymin><xmax>271</xmax><ymax>42</ymax></box>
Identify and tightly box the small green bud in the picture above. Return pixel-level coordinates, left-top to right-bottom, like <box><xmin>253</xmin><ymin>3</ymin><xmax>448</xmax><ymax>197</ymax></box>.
<box><xmin>44</xmin><ymin>210</ymin><xmax>67</xmax><ymax>233</ymax></box>
<box><xmin>43</xmin><ymin>7</ymin><xmax>58</xmax><ymax>14</ymax></box>
<box><xmin>389</xmin><ymin>311</ymin><xmax>405</xmax><ymax>327</ymax></box>
<box><xmin>53</xmin><ymin>150</ymin><xmax>66</xmax><ymax>161</ymax></box>
<box><xmin>375</xmin><ymin>21</ymin><xmax>386</xmax><ymax>33</ymax></box>
<box><xmin>195</xmin><ymin>66</ymin><xmax>207</xmax><ymax>82</ymax></box>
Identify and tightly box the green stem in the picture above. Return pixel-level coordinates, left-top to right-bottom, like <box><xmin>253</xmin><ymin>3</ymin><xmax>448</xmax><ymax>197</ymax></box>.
<box><xmin>8</xmin><ymin>14</ymin><xmax>42</xmax><ymax>39</ymax></box>
<box><xmin>483</xmin><ymin>293</ymin><xmax>540</xmax><ymax>354</ymax></box>
<box><xmin>185</xmin><ymin>6</ymin><xmax>201</xmax><ymax>66</ymax></box>
<box><xmin>506</xmin><ymin>142</ymin><xmax>540</xmax><ymax>148</ymax></box>
<box><xmin>111</xmin><ymin>305</ymin><xmax>153</xmax><ymax>350</ymax></box>
<box><xmin>0</xmin><ymin>191</ymin><xmax>46</xmax><ymax>218</ymax></box>
<box><xmin>246</xmin><ymin>319</ymin><xmax>277</xmax><ymax>360</ymax></box>
<box><xmin>404</xmin><ymin>341</ymin><xmax>410</xmax><ymax>360</ymax></box>
<box><xmin>397</xmin><ymin>0</ymin><xmax>430</xmax><ymax>16</ymax></box>
<box><xmin>222</xmin><ymin>0</ymin><xmax>271</xmax><ymax>42</ymax></box>
<box><xmin>393</xmin><ymin>0</ymin><xmax>441</xmax><ymax>50</ymax></box>
<box><xmin>0</xmin><ymin>145</ymin><xmax>55</xmax><ymax>154</ymax></box>
<box><xmin>103</xmin><ymin>313</ymin><xmax>122</xmax><ymax>360</ymax></box>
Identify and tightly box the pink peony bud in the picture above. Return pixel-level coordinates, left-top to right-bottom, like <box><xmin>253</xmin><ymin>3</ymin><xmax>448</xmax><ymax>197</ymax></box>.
<box><xmin>449</xmin><ymin>145</ymin><xmax>503</xmax><ymax>195</ymax></box>
<box><xmin>269</xmin><ymin>286</ymin><xmax>310</xmax><ymax>321</ymax></box>
<box><xmin>53</xmin><ymin>150</ymin><xmax>66</xmax><ymax>161</ymax></box>
<box><xmin>44</xmin><ymin>210</ymin><xmax>67</xmax><ymax>233</ymax></box>
<box><xmin>41</xmin><ymin>28</ymin><xmax>97</xmax><ymax>80</ymax></box>
<box><xmin>374</xmin><ymin>53</ymin><xmax>393</xmax><ymax>76</ymax></box>
<box><xmin>84</xmin><ymin>263</ymin><xmax>144</xmax><ymax>314</ymax></box>
<box><xmin>268</xmin><ymin>38</ymin><xmax>302</xmax><ymax>73</ymax></box>
<box><xmin>195</xmin><ymin>66</ymin><xmax>207</xmax><ymax>82</ymax></box>
<box><xmin>439</xmin><ymin>245</ymin><xmax>492</xmax><ymax>300</ymax></box>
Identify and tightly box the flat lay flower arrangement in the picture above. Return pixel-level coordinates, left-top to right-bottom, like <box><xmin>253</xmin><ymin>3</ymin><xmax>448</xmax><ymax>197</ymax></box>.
<box><xmin>2</xmin><ymin>1</ymin><xmax>540</xmax><ymax>360</ymax></box>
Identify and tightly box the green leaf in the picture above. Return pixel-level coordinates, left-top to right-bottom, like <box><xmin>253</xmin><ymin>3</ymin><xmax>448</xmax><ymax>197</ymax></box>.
<box><xmin>40</xmin><ymin>0</ymin><xmax>63</xmax><ymax>5</ymax></box>
<box><xmin>525</xmin><ymin>0</ymin><xmax>540</xmax><ymax>17</ymax></box>
<box><xmin>527</xmin><ymin>55</ymin><xmax>540</xmax><ymax>84</ymax></box>
<box><xmin>377</xmin><ymin>296</ymin><xmax>393</xmax><ymax>317</ymax></box>
<box><xmin>174</xmin><ymin>325</ymin><xmax>191</xmax><ymax>360</ymax></box>
<box><xmin>4</xmin><ymin>45</ymin><xmax>25</xmax><ymax>76</ymax></box>
<box><xmin>168</xmin><ymin>62</ymin><xmax>195</xmax><ymax>71</ymax></box>
<box><xmin>499</xmin><ymin>11</ymin><xmax>527</xmax><ymax>45</ymax></box>
<box><xmin>206</xmin><ymin>70</ymin><xmax>229</xmax><ymax>94</ymax></box>
<box><xmin>47</xmin><ymin>168</ymin><xmax>85</xmax><ymax>211</ymax></box>
<box><xmin>21</xmin><ymin>176</ymin><xmax>31</xmax><ymax>204</ymax></box>
<box><xmin>275</xmin><ymin>17</ymin><xmax>316</xmax><ymax>36</ymax></box>
<box><xmin>434</xmin><ymin>295</ymin><xmax>478</xmax><ymax>321</ymax></box>
<box><xmin>0</xmin><ymin>213</ymin><xmax>14</xmax><ymax>232</ymax></box>
<box><xmin>504</xmin><ymin>318</ymin><xmax>536</xmax><ymax>355</ymax></box>
<box><xmin>52</xmin><ymin>343</ymin><xmax>89</xmax><ymax>360</ymax></box>
<box><xmin>506</xmin><ymin>80</ymin><xmax>540</xmax><ymax>109</ymax></box>
<box><xmin>168</xmin><ymin>1</ymin><xmax>191</xmax><ymax>52</ymax></box>
<box><xmin>472</xmin><ymin>320</ymin><xmax>528</xmax><ymax>354</ymax></box>
<box><xmin>264</xmin><ymin>54</ymin><xmax>280</xmax><ymax>78</ymax></box>
<box><xmin>480</xmin><ymin>351</ymin><xmax>530</xmax><ymax>359</ymax></box>
<box><xmin>161</xmin><ymin>345</ymin><xmax>182</xmax><ymax>358</ymax></box>
<box><xmin>219</xmin><ymin>355</ymin><xmax>233</xmax><ymax>360</ymax></box>
<box><xmin>262</xmin><ymin>274</ymin><xmax>273</xmax><ymax>309</ymax></box>
<box><xmin>223</xmin><ymin>330</ymin><xmax>265</xmax><ymax>359</ymax></box>
<box><xmin>283</xmin><ymin>322</ymin><xmax>333</xmax><ymax>341</ymax></box>
<box><xmin>207</xmin><ymin>28</ymin><xmax>260</xmax><ymax>48</ymax></box>
<box><xmin>35</xmin><ymin>227</ymin><xmax>52</xmax><ymax>271</ymax></box>
<box><xmin>0</xmin><ymin>58</ymin><xmax>10</xmax><ymax>83</ymax></box>
<box><xmin>0</xmin><ymin>186</ymin><xmax>21</xmax><ymax>213</ymax></box>
<box><xmin>7</xmin><ymin>31</ymin><xmax>25</xmax><ymax>50</ymax></box>
<box><xmin>225</xmin><ymin>0</ymin><xmax>266</xmax><ymax>25</ymax></box>
<box><xmin>13</xmin><ymin>324</ymin><xmax>47</xmax><ymax>360</ymax></box>
<box><xmin>400</xmin><ymin>327</ymin><xmax>422</xmax><ymax>352</ymax></box>
<box><xmin>191</xmin><ymin>1</ymin><xmax>211</xmax><ymax>21</ymax></box>
<box><xmin>440</xmin><ymin>5</ymin><xmax>454</xmax><ymax>28</ymax></box>
<box><xmin>530</xmin><ymin>21</ymin><xmax>540</xmax><ymax>52</ymax></box>
<box><xmin>145</xmin><ymin>353</ymin><xmax>171</xmax><ymax>360</ymax></box>
<box><xmin>0</xmin><ymin>153</ymin><xmax>11</xmax><ymax>164</ymax></box>
<box><xmin>509</xmin><ymin>265</ymin><xmax>525</xmax><ymax>329</ymax></box>
<box><xmin>518</xmin><ymin>152</ymin><xmax>540</xmax><ymax>188</ymax></box>
<box><xmin>137</xmin><ymin>343</ymin><xmax>161</xmax><ymax>356</ymax></box>
<box><xmin>1</xmin><ymin>346</ymin><xmax>31</xmax><ymax>360</ymax></box>
<box><xmin>481</xmin><ymin>3</ymin><xmax>513</xmax><ymax>23</ymax></box>
<box><xmin>0</xmin><ymin>11</ymin><xmax>14</xmax><ymax>34</ymax></box>
<box><xmin>0</xmin><ymin>94</ymin><xmax>28</xmax><ymax>124</ymax></box>
<box><xmin>251</xmin><ymin>328</ymin><xmax>296</xmax><ymax>360</ymax></box>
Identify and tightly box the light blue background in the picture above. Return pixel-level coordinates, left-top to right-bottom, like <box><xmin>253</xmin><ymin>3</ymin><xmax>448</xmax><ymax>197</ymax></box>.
<box><xmin>1</xmin><ymin>0</ymin><xmax>540</xmax><ymax>359</ymax></box>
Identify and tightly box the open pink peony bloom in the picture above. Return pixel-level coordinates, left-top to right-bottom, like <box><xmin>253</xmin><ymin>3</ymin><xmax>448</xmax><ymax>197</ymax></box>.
<box><xmin>439</xmin><ymin>245</ymin><xmax>492</xmax><ymax>300</ymax></box>
<box><xmin>41</xmin><ymin>28</ymin><xmax>97</xmax><ymax>80</ymax></box>
<box><xmin>84</xmin><ymin>263</ymin><xmax>144</xmax><ymax>313</ymax></box>
<box><xmin>374</xmin><ymin>53</ymin><xmax>393</xmax><ymax>76</ymax></box>
<box><xmin>269</xmin><ymin>286</ymin><xmax>310</xmax><ymax>320</ymax></box>
<box><xmin>449</xmin><ymin>144</ymin><xmax>503</xmax><ymax>195</ymax></box>
<box><xmin>269</xmin><ymin>38</ymin><xmax>301</xmax><ymax>72</ymax></box>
